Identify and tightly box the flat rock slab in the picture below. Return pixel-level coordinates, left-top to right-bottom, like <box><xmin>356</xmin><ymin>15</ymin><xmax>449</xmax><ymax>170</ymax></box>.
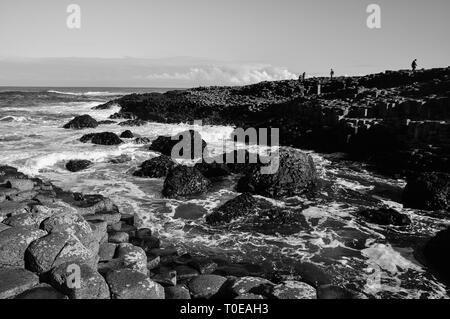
<box><xmin>106</xmin><ymin>269</ymin><xmax>164</xmax><ymax>299</ymax></box>
<box><xmin>0</xmin><ymin>268</ymin><xmax>39</xmax><ymax>299</ymax></box>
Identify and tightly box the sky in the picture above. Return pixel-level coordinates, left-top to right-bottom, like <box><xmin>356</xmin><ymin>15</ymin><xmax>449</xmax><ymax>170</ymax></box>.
<box><xmin>0</xmin><ymin>0</ymin><xmax>449</xmax><ymax>87</ymax></box>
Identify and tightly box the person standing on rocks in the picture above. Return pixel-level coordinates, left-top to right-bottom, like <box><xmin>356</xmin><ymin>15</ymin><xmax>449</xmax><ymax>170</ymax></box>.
<box><xmin>412</xmin><ymin>59</ymin><xmax>418</xmax><ymax>71</ymax></box>
<box><xmin>330</xmin><ymin>68</ymin><xmax>335</xmax><ymax>80</ymax></box>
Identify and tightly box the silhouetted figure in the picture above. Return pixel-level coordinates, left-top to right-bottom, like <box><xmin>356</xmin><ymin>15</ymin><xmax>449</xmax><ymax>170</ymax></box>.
<box><xmin>330</xmin><ymin>68</ymin><xmax>335</xmax><ymax>80</ymax></box>
<box><xmin>411</xmin><ymin>59</ymin><xmax>418</xmax><ymax>71</ymax></box>
<box><xmin>302</xmin><ymin>72</ymin><xmax>306</xmax><ymax>81</ymax></box>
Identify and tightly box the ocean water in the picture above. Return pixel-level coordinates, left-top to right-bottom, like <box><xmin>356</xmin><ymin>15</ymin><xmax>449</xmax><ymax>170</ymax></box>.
<box><xmin>0</xmin><ymin>87</ymin><xmax>448</xmax><ymax>299</ymax></box>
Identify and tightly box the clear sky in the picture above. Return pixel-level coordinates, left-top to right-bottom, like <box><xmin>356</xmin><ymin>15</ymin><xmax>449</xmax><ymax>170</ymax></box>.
<box><xmin>0</xmin><ymin>0</ymin><xmax>449</xmax><ymax>87</ymax></box>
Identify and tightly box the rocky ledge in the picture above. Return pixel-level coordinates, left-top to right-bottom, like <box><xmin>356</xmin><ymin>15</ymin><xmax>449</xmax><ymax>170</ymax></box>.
<box><xmin>95</xmin><ymin>67</ymin><xmax>450</xmax><ymax>176</ymax></box>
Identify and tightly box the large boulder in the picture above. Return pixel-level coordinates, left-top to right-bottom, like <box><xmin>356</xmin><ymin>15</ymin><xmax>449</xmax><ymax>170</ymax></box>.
<box><xmin>162</xmin><ymin>166</ymin><xmax>211</xmax><ymax>198</ymax></box>
<box><xmin>49</xmin><ymin>262</ymin><xmax>110</xmax><ymax>299</ymax></box>
<box><xmin>0</xmin><ymin>227</ymin><xmax>47</xmax><ymax>268</ymax></box>
<box><xmin>423</xmin><ymin>227</ymin><xmax>450</xmax><ymax>285</ymax></box>
<box><xmin>237</xmin><ymin>147</ymin><xmax>318</xmax><ymax>198</ymax></box>
<box><xmin>66</xmin><ymin>160</ymin><xmax>92</xmax><ymax>172</ymax></box>
<box><xmin>133</xmin><ymin>155</ymin><xmax>176</xmax><ymax>178</ymax></box>
<box><xmin>2</xmin><ymin>205</ymin><xmax>54</xmax><ymax>228</ymax></box>
<box><xmin>357</xmin><ymin>207</ymin><xmax>411</xmax><ymax>226</ymax></box>
<box><xmin>0</xmin><ymin>268</ymin><xmax>39</xmax><ymax>299</ymax></box>
<box><xmin>63</xmin><ymin>114</ymin><xmax>98</xmax><ymax>129</ymax></box>
<box><xmin>205</xmin><ymin>193</ymin><xmax>262</xmax><ymax>225</ymax></box>
<box><xmin>105</xmin><ymin>269</ymin><xmax>165</xmax><ymax>299</ymax></box>
<box><xmin>194</xmin><ymin>161</ymin><xmax>231</xmax><ymax>179</ymax></box>
<box><xmin>80</xmin><ymin>132</ymin><xmax>123</xmax><ymax>145</ymax></box>
<box><xmin>149</xmin><ymin>130</ymin><xmax>207</xmax><ymax>159</ymax></box>
<box><xmin>403</xmin><ymin>172</ymin><xmax>450</xmax><ymax>210</ymax></box>
<box><xmin>119</xmin><ymin>130</ymin><xmax>134</xmax><ymax>138</ymax></box>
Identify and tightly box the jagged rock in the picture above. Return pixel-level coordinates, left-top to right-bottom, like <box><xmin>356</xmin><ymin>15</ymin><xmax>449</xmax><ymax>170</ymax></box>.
<box><xmin>403</xmin><ymin>172</ymin><xmax>450</xmax><ymax>210</ymax></box>
<box><xmin>134</xmin><ymin>137</ymin><xmax>151</xmax><ymax>144</ymax></box>
<box><xmin>106</xmin><ymin>269</ymin><xmax>165</xmax><ymax>299</ymax></box>
<box><xmin>205</xmin><ymin>193</ymin><xmax>270</xmax><ymax>225</ymax></box>
<box><xmin>162</xmin><ymin>166</ymin><xmax>211</xmax><ymax>198</ymax></box>
<box><xmin>149</xmin><ymin>130</ymin><xmax>207</xmax><ymax>159</ymax></box>
<box><xmin>66</xmin><ymin>160</ymin><xmax>92</xmax><ymax>172</ymax></box>
<box><xmin>165</xmin><ymin>285</ymin><xmax>191</xmax><ymax>299</ymax></box>
<box><xmin>118</xmin><ymin>119</ymin><xmax>147</xmax><ymax>127</ymax></box>
<box><xmin>174</xmin><ymin>203</ymin><xmax>207</xmax><ymax>220</ymax></box>
<box><xmin>187</xmin><ymin>274</ymin><xmax>227</xmax><ymax>299</ymax></box>
<box><xmin>49</xmin><ymin>262</ymin><xmax>110</xmax><ymax>299</ymax></box>
<box><xmin>133</xmin><ymin>155</ymin><xmax>176</xmax><ymax>178</ymax></box>
<box><xmin>80</xmin><ymin>132</ymin><xmax>123</xmax><ymax>145</ymax></box>
<box><xmin>0</xmin><ymin>227</ymin><xmax>47</xmax><ymax>268</ymax></box>
<box><xmin>0</xmin><ymin>268</ymin><xmax>39</xmax><ymax>299</ymax></box>
<box><xmin>63</xmin><ymin>115</ymin><xmax>98</xmax><ymax>129</ymax></box>
<box><xmin>237</xmin><ymin>148</ymin><xmax>318</xmax><ymax>198</ymax></box>
<box><xmin>14</xmin><ymin>283</ymin><xmax>67</xmax><ymax>299</ymax></box>
<box><xmin>423</xmin><ymin>227</ymin><xmax>450</xmax><ymax>285</ymax></box>
<box><xmin>358</xmin><ymin>207</ymin><xmax>411</xmax><ymax>226</ymax></box>
<box><xmin>119</xmin><ymin>130</ymin><xmax>134</xmax><ymax>138</ymax></box>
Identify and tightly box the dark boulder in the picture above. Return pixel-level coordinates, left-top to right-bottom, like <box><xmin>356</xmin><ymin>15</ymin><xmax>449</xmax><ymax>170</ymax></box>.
<box><xmin>205</xmin><ymin>193</ymin><xmax>263</xmax><ymax>225</ymax></box>
<box><xmin>134</xmin><ymin>137</ymin><xmax>151</xmax><ymax>144</ymax></box>
<box><xmin>119</xmin><ymin>130</ymin><xmax>134</xmax><ymax>138</ymax></box>
<box><xmin>162</xmin><ymin>166</ymin><xmax>211</xmax><ymax>198</ymax></box>
<box><xmin>403</xmin><ymin>172</ymin><xmax>450</xmax><ymax>210</ymax></box>
<box><xmin>63</xmin><ymin>114</ymin><xmax>98</xmax><ymax>129</ymax></box>
<box><xmin>149</xmin><ymin>130</ymin><xmax>207</xmax><ymax>159</ymax></box>
<box><xmin>133</xmin><ymin>155</ymin><xmax>176</xmax><ymax>178</ymax></box>
<box><xmin>66</xmin><ymin>160</ymin><xmax>92</xmax><ymax>172</ymax></box>
<box><xmin>237</xmin><ymin>147</ymin><xmax>318</xmax><ymax>198</ymax></box>
<box><xmin>423</xmin><ymin>227</ymin><xmax>450</xmax><ymax>285</ymax></box>
<box><xmin>97</xmin><ymin>120</ymin><xmax>117</xmax><ymax>125</ymax></box>
<box><xmin>174</xmin><ymin>203</ymin><xmax>207</xmax><ymax>220</ymax></box>
<box><xmin>358</xmin><ymin>207</ymin><xmax>411</xmax><ymax>226</ymax></box>
<box><xmin>80</xmin><ymin>132</ymin><xmax>123</xmax><ymax>145</ymax></box>
<box><xmin>194</xmin><ymin>161</ymin><xmax>231</xmax><ymax>178</ymax></box>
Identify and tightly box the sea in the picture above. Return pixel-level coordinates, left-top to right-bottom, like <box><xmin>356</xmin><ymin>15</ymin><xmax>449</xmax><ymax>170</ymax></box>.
<box><xmin>0</xmin><ymin>86</ymin><xmax>448</xmax><ymax>299</ymax></box>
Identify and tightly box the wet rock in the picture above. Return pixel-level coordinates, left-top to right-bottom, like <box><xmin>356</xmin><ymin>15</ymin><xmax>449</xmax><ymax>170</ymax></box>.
<box><xmin>66</xmin><ymin>160</ymin><xmax>92</xmax><ymax>172</ymax></box>
<box><xmin>14</xmin><ymin>283</ymin><xmax>67</xmax><ymax>299</ymax></box>
<box><xmin>63</xmin><ymin>114</ymin><xmax>98</xmax><ymax>129</ymax></box>
<box><xmin>108</xmin><ymin>231</ymin><xmax>129</xmax><ymax>244</ymax></box>
<box><xmin>106</xmin><ymin>269</ymin><xmax>165</xmax><ymax>299</ymax></box>
<box><xmin>149</xmin><ymin>130</ymin><xmax>207</xmax><ymax>159</ymax></box>
<box><xmin>205</xmin><ymin>193</ymin><xmax>264</xmax><ymax>225</ymax></box>
<box><xmin>162</xmin><ymin>166</ymin><xmax>211</xmax><ymax>198</ymax></box>
<box><xmin>97</xmin><ymin>120</ymin><xmax>116</xmax><ymax>125</ymax></box>
<box><xmin>134</xmin><ymin>137</ymin><xmax>151</xmax><ymax>144</ymax></box>
<box><xmin>194</xmin><ymin>161</ymin><xmax>231</xmax><ymax>179</ymax></box>
<box><xmin>119</xmin><ymin>130</ymin><xmax>134</xmax><ymax>138</ymax></box>
<box><xmin>0</xmin><ymin>227</ymin><xmax>47</xmax><ymax>268</ymax></box>
<box><xmin>187</xmin><ymin>274</ymin><xmax>228</xmax><ymax>299</ymax></box>
<box><xmin>403</xmin><ymin>172</ymin><xmax>450</xmax><ymax>210</ymax></box>
<box><xmin>175</xmin><ymin>265</ymin><xmax>200</xmax><ymax>281</ymax></box>
<box><xmin>165</xmin><ymin>285</ymin><xmax>191</xmax><ymax>299</ymax></box>
<box><xmin>237</xmin><ymin>147</ymin><xmax>318</xmax><ymax>198</ymax></box>
<box><xmin>80</xmin><ymin>132</ymin><xmax>123</xmax><ymax>145</ymax></box>
<box><xmin>423</xmin><ymin>227</ymin><xmax>450</xmax><ymax>285</ymax></box>
<box><xmin>49</xmin><ymin>262</ymin><xmax>110</xmax><ymax>299</ymax></box>
<box><xmin>118</xmin><ymin>119</ymin><xmax>147</xmax><ymax>127</ymax></box>
<box><xmin>0</xmin><ymin>268</ymin><xmax>39</xmax><ymax>299</ymax></box>
<box><xmin>174</xmin><ymin>203</ymin><xmax>207</xmax><ymax>220</ymax></box>
<box><xmin>271</xmin><ymin>281</ymin><xmax>317</xmax><ymax>299</ymax></box>
<box><xmin>133</xmin><ymin>155</ymin><xmax>176</xmax><ymax>178</ymax></box>
<box><xmin>108</xmin><ymin>154</ymin><xmax>132</xmax><ymax>164</ymax></box>
<box><xmin>358</xmin><ymin>207</ymin><xmax>411</xmax><ymax>226</ymax></box>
